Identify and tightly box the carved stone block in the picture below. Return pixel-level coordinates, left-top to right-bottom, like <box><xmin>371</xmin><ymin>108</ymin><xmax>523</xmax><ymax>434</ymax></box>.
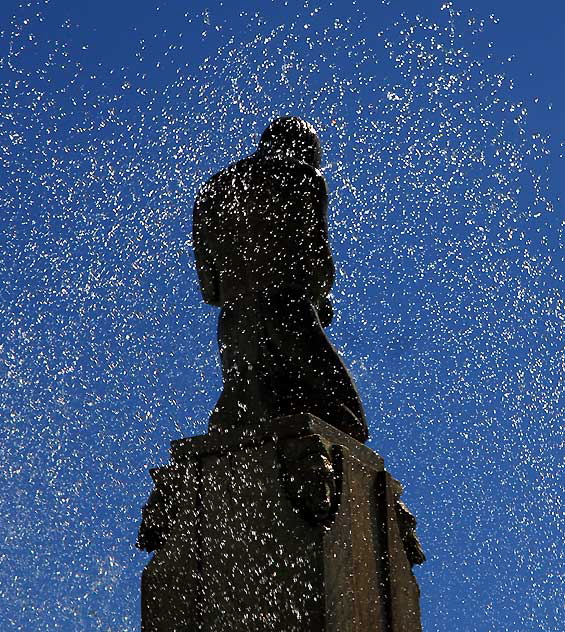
<box><xmin>138</xmin><ymin>414</ymin><xmax>423</xmax><ymax>631</ymax></box>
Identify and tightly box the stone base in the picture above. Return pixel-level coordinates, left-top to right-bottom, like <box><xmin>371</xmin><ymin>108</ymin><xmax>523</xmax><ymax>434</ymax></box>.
<box><xmin>138</xmin><ymin>414</ymin><xmax>423</xmax><ymax>631</ymax></box>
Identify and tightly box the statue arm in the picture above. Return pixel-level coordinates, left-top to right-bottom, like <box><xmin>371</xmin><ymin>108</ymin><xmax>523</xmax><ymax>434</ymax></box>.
<box><xmin>311</xmin><ymin>171</ymin><xmax>335</xmax><ymax>299</ymax></box>
<box><xmin>298</xmin><ymin>168</ymin><xmax>334</xmax><ymax>326</ymax></box>
<box><xmin>192</xmin><ymin>190</ymin><xmax>221</xmax><ymax>307</ymax></box>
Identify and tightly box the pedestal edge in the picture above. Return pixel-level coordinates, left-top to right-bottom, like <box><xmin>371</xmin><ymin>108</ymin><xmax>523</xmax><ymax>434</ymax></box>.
<box><xmin>169</xmin><ymin>413</ymin><xmax>384</xmax><ymax>470</ymax></box>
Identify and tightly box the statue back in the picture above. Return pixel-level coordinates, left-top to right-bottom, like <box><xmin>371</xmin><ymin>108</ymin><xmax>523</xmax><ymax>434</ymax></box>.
<box><xmin>193</xmin><ymin>154</ymin><xmax>334</xmax><ymax>306</ymax></box>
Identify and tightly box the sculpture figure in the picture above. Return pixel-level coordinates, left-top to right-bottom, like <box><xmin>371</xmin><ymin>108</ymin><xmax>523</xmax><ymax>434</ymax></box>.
<box><xmin>193</xmin><ymin>117</ymin><xmax>368</xmax><ymax>442</ymax></box>
<box><xmin>137</xmin><ymin>119</ymin><xmax>424</xmax><ymax>632</ymax></box>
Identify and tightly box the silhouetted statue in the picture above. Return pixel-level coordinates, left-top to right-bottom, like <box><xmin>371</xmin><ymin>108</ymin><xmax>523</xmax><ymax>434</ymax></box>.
<box><xmin>193</xmin><ymin>117</ymin><xmax>368</xmax><ymax>442</ymax></box>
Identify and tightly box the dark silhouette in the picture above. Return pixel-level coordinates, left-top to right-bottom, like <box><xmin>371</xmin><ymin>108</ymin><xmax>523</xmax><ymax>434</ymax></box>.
<box><xmin>138</xmin><ymin>120</ymin><xmax>424</xmax><ymax>632</ymax></box>
<box><xmin>193</xmin><ymin>117</ymin><xmax>368</xmax><ymax>442</ymax></box>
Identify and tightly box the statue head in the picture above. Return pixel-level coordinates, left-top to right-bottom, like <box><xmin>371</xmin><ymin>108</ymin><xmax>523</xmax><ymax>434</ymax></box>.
<box><xmin>257</xmin><ymin>117</ymin><xmax>322</xmax><ymax>168</ymax></box>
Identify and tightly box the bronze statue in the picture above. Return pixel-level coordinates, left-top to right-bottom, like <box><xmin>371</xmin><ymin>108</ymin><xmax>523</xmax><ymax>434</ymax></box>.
<box><xmin>193</xmin><ymin>117</ymin><xmax>368</xmax><ymax>442</ymax></box>
<box><xmin>137</xmin><ymin>120</ymin><xmax>425</xmax><ymax>632</ymax></box>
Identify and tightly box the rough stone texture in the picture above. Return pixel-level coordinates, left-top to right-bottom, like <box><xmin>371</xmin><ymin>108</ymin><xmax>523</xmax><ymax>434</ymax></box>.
<box><xmin>138</xmin><ymin>414</ymin><xmax>422</xmax><ymax>631</ymax></box>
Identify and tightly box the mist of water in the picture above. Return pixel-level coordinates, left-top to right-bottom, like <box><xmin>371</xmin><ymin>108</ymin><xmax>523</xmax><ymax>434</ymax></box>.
<box><xmin>0</xmin><ymin>2</ymin><xmax>562</xmax><ymax>630</ymax></box>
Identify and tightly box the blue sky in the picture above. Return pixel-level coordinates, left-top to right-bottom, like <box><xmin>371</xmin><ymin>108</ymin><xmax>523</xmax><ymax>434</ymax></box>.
<box><xmin>0</xmin><ymin>1</ymin><xmax>563</xmax><ymax>630</ymax></box>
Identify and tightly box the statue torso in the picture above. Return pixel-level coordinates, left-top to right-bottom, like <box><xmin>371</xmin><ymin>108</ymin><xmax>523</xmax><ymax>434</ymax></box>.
<box><xmin>193</xmin><ymin>154</ymin><xmax>334</xmax><ymax>306</ymax></box>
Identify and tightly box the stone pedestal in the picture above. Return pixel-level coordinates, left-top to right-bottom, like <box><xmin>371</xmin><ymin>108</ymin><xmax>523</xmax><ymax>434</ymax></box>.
<box><xmin>137</xmin><ymin>414</ymin><xmax>423</xmax><ymax>631</ymax></box>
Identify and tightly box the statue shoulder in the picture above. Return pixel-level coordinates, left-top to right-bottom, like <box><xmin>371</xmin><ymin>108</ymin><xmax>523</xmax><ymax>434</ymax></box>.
<box><xmin>194</xmin><ymin>157</ymin><xmax>254</xmax><ymax>208</ymax></box>
<box><xmin>266</xmin><ymin>158</ymin><xmax>328</xmax><ymax>196</ymax></box>
<box><xmin>281</xmin><ymin>159</ymin><xmax>324</xmax><ymax>179</ymax></box>
<box><xmin>291</xmin><ymin>160</ymin><xmax>326</xmax><ymax>188</ymax></box>
<box><xmin>292</xmin><ymin>161</ymin><xmax>328</xmax><ymax>202</ymax></box>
